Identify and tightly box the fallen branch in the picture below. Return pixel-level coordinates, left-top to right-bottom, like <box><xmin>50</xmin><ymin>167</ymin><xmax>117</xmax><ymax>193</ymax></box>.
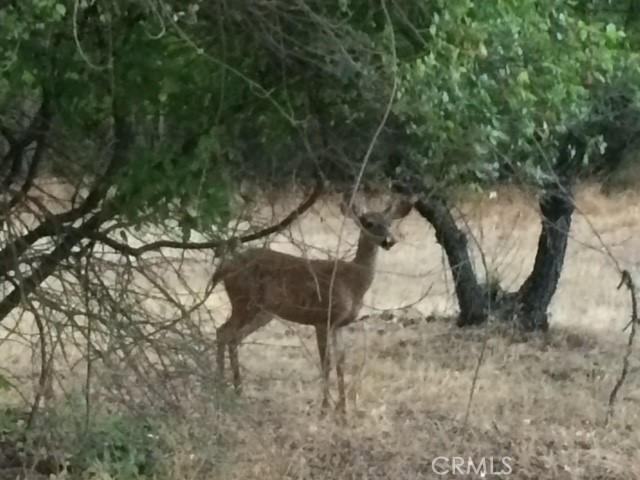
<box><xmin>605</xmin><ymin>270</ymin><xmax>638</xmax><ymax>426</ymax></box>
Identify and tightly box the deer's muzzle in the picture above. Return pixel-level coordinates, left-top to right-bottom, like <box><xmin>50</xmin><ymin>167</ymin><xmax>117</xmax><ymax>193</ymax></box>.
<box><xmin>380</xmin><ymin>236</ymin><xmax>396</xmax><ymax>250</ymax></box>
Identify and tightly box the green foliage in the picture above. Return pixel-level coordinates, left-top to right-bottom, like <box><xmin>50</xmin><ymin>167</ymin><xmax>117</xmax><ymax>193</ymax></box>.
<box><xmin>0</xmin><ymin>406</ymin><xmax>23</xmax><ymax>433</ymax></box>
<box><xmin>1</xmin><ymin>0</ymin><xmax>241</xmax><ymax>227</ymax></box>
<box><xmin>0</xmin><ymin>401</ymin><xmax>165</xmax><ymax>478</ymax></box>
<box><xmin>394</xmin><ymin>0</ymin><xmax>640</xmax><ymax>187</ymax></box>
<box><xmin>72</xmin><ymin>412</ymin><xmax>164</xmax><ymax>478</ymax></box>
<box><xmin>3</xmin><ymin>0</ymin><xmax>640</xmax><ymax>222</ymax></box>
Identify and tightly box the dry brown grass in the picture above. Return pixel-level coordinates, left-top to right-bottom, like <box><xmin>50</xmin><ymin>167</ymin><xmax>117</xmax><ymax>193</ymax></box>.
<box><xmin>190</xmin><ymin>322</ymin><xmax>639</xmax><ymax>479</ymax></box>
<box><xmin>1</xmin><ymin>181</ymin><xmax>640</xmax><ymax>479</ymax></box>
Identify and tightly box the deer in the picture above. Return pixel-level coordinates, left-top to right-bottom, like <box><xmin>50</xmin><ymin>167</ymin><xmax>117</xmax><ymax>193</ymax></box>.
<box><xmin>212</xmin><ymin>194</ymin><xmax>413</xmax><ymax>415</ymax></box>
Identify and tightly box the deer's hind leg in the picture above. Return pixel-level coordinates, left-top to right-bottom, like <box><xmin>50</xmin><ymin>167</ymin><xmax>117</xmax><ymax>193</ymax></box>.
<box><xmin>217</xmin><ymin>287</ymin><xmax>272</xmax><ymax>391</ymax></box>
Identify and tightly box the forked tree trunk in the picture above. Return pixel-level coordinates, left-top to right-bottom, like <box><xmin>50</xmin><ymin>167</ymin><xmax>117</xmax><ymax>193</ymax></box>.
<box><xmin>413</xmin><ymin>194</ymin><xmax>488</xmax><ymax>326</ymax></box>
<box><xmin>503</xmin><ymin>129</ymin><xmax>582</xmax><ymax>331</ymax></box>
<box><xmin>404</xmin><ymin>164</ymin><xmax>577</xmax><ymax>332</ymax></box>
<box><xmin>504</xmin><ymin>182</ymin><xmax>574</xmax><ymax>331</ymax></box>
<box><xmin>413</xmin><ymin>185</ymin><xmax>575</xmax><ymax>331</ymax></box>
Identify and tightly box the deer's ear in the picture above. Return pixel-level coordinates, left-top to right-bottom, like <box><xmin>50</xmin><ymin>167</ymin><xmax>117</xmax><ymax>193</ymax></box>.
<box><xmin>340</xmin><ymin>193</ymin><xmax>364</xmax><ymax>219</ymax></box>
<box><xmin>385</xmin><ymin>198</ymin><xmax>414</xmax><ymax>219</ymax></box>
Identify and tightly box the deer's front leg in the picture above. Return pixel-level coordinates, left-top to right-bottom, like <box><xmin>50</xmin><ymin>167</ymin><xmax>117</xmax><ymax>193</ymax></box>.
<box><xmin>331</xmin><ymin>326</ymin><xmax>346</xmax><ymax>417</ymax></box>
<box><xmin>216</xmin><ymin>330</ymin><xmax>227</xmax><ymax>385</ymax></box>
<box><xmin>315</xmin><ymin>324</ymin><xmax>331</xmax><ymax>415</ymax></box>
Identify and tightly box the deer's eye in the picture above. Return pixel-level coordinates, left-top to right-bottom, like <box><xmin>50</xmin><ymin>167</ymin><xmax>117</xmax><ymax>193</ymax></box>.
<box><xmin>361</xmin><ymin>219</ymin><xmax>373</xmax><ymax>229</ymax></box>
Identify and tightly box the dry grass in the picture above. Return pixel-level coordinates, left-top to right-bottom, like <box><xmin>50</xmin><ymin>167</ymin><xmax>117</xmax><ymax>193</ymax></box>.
<box><xmin>195</xmin><ymin>322</ymin><xmax>639</xmax><ymax>479</ymax></box>
<box><xmin>1</xmin><ymin>181</ymin><xmax>640</xmax><ymax>479</ymax></box>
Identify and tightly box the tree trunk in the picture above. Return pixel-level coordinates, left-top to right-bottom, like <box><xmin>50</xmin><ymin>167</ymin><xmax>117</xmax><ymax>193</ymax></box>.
<box><xmin>392</xmin><ymin>129</ymin><xmax>581</xmax><ymax>333</ymax></box>
<box><xmin>496</xmin><ymin>129</ymin><xmax>582</xmax><ymax>331</ymax></box>
<box><xmin>414</xmin><ymin>195</ymin><xmax>488</xmax><ymax>326</ymax></box>
<box><xmin>508</xmin><ymin>183</ymin><xmax>574</xmax><ymax>331</ymax></box>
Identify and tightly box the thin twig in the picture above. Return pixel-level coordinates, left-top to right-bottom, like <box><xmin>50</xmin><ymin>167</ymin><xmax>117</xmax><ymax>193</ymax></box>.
<box><xmin>605</xmin><ymin>270</ymin><xmax>638</xmax><ymax>426</ymax></box>
<box><xmin>464</xmin><ymin>332</ymin><xmax>489</xmax><ymax>429</ymax></box>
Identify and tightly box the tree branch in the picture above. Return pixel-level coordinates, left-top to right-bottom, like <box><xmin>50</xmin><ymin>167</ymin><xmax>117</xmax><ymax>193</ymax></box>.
<box><xmin>0</xmin><ymin>49</ymin><xmax>132</xmax><ymax>277</ymax></box>
<box><xmin>82</xmin><ymin>175</ymin><xmax>324</xmax><ymax>257</ymax></box>
<box><xmin>0</xmin><ymin>214</ymin><xmax>104</xmax><ymax>323</ymax></box>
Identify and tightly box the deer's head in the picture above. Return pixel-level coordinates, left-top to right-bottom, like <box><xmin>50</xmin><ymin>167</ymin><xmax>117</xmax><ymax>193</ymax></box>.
<box><xmin>341</xmin><ymin>196</ymin><xmax>414</xmax><ymax>250</ymax></box>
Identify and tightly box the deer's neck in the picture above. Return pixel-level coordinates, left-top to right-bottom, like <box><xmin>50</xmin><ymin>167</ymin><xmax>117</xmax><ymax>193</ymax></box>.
<box><xmin>351</xmin><ymin>234</ymin><xmax>379</xmax><ymax>291</ymax></box>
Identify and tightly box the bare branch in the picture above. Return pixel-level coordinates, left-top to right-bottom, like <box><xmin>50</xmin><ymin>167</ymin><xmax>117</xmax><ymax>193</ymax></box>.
<box><xmin>82</xmin><ymin>175</ymin><xmax>324</xmax><ymax>257</ymax></box>
<box><xmin>0</xmin><ymin>213</ymin><xmax>104</xmax><ymax>323</ymax></box>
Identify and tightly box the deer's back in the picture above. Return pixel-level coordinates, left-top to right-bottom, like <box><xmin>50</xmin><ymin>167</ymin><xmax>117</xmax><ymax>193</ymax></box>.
<box><xmin>218</xmin><ymin>248</ymin><xmax>369</xmax><ymax>326</ymax></box>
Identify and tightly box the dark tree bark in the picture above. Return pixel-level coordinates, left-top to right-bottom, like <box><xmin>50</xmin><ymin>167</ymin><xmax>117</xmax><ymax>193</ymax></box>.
<box><xmin>0</xmin><ymin>93</ymin><xmax>50</xmax><ymax>191</ymax></box>
<box><xmin>499</xmin><ymin>132</ymin><xmax>582</xmax><ymax>331</ymax></box>
<box><xmin>395</xmin><ymin>127</ymin><xmax>582</xmax><ymax>332</ymax></box>
<box><xmin>413</xmin><ymin>194</ymin><xmax>488</xmax><ymax>326</ymax></box>
<box><xmin>412</xmin><ymin>186</ymin><xmax>574</xmax><ymax>331</ymax></box>
<box><xmin>505</xmin><ymin>183</ymin><xmax>574</xmax><ymax>331</ymax></box>
<box><xmin>414</xmin><ymin>183</ymin><xmax>575</xmax><ymax>331</ymax></box>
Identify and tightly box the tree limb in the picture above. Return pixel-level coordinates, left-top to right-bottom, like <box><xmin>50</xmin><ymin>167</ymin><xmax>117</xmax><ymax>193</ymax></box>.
<box><xmin>81</xmin><ymin>175</ymin><xmax>324</xmax><ymax>257</ymax></box>
<box><xmin>0</xmin><ymin>52</ymin><xmax>132</xmax><ymax>277</ymax></box>
<box><xmin>0</xmin><ymin>214</ymin><xmax>104</xmax><ymax>323</ymax></box>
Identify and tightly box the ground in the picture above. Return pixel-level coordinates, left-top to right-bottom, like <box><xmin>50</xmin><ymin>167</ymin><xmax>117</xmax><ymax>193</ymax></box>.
<box><xmin>0</xmin><ymin>182</ymin><xmax>639</xmax><ymax>479</ymax></box>
<box><xmin>211</xmin><ymin>321</ymin><xmax>638</xmax><ymax>479</ymax></box>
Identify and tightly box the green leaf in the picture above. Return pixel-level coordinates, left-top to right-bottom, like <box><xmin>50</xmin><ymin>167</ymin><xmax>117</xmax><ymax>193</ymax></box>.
<box><xmin>21</xmin><ymin>70</ymin><xmax>36</xmax><ymax>86</ymax></box>
<box><xmin>55</xmin><ymin>3</ymin><xmax>67</xmax><ymax>17</ymax></box>
<box><xmin>516</xmin><ymin>70</ymin><xmax>530</xmax><ymax>85</ymax></box>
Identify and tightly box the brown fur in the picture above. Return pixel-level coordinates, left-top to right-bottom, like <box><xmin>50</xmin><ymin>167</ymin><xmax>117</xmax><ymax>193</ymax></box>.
<box><xmin>213</xmin><ymin>198</ymin><xmax>413</xmax><ymax>415</ymax></box>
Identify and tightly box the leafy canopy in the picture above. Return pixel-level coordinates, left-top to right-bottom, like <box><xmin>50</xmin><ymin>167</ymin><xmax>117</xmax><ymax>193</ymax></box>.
<box><xmin>1</xmin><ymin>0</ymin><xmax>639</xmax><ymax>228</ymax></box>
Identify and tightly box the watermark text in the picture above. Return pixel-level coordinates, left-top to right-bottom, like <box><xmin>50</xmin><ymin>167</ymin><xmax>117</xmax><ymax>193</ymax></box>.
<box><xmin>431</xmin><ymin>456</ymin><xmax>513</xmax><ymax>476</ymax></box>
